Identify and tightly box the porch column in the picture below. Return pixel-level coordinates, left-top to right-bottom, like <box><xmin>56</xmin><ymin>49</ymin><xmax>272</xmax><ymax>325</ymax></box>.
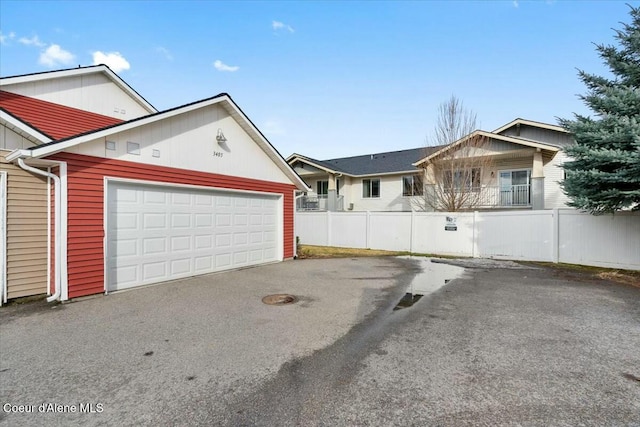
<box><xmin>423</xmin><ymin>165</ymin><xmax>436</xmax><ymax>212</ymax></box>
<box><xmin>327</xmin><ymin>174</ymin><xmax>337</xmax><ymax>211</ymax></box>
<box><xmin>531</xmin><ymin>149</ymin><xmax>545</xmax><ymax>210</ymax></box>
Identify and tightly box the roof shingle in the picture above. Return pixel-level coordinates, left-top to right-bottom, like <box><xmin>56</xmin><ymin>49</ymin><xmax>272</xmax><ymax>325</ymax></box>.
<box><xmin>294</xmin><ymin>146</ymin><xmax>446</xmax><ymax>176</ymax></box>
<box><xmin>0</xmin><ymin>90</ymin><xmax>124</xmax><ymax>140</ymax></box>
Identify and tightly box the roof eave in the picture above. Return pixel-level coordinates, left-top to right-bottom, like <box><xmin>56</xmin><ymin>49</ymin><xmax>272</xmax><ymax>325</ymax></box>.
<box><xmin>287</xmin><ymin>156</ymin><xmax>341</xmax><ymax>175</ymax></box>
<box><xmin>493</xmin><ymin>118</ymin><xmax>570</xmax><ymax>135</ymax></box>
<box><xmin>0</xmin><ymin>110</ymin><xmax>53</xmax><ymax>144</ymax></box>
<box><xmin>413</xmin><ymin>130</ymin><xmax>560</xmax><ymax>165</ymax></box>
<box><xmin>17</xmin><ymin>94</ymin><xmax>308</xmax><ymax>191</ymax></box>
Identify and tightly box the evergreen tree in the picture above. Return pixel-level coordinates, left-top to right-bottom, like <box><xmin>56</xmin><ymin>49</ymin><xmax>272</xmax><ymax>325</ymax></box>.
<box><xmin>559</xmin><ymin>5</ymin><xmax>640</xmax><ymax>213</ymax></box>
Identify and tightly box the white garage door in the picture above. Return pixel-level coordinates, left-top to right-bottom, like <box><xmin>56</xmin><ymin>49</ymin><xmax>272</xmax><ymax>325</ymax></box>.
<box><xmin>106</xmin><ymin>181</ymin><xmax>280</xmax><ymax>291</ymax></box>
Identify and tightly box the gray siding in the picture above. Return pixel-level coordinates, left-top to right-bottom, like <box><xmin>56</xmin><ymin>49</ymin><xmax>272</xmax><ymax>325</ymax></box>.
<box><xmin>500</xmin><ymin>125</ymin><xmax>574</xmax><ymax>147</ymax></box>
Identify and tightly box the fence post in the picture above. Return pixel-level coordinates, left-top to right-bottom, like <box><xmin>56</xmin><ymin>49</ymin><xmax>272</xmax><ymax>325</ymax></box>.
<box><xmin>410</xmin><ymin>210</ymin><xmax>415</xmax><ymax>254</ymax></box>
<box><xmin>366</xmin><ymin>211</ymin><xmax>371</xmax><ymax>249</ymax></box>
<box><xmin>327</xmin><ymin>211</ymin><xmax>332</xmax><ymax>247</ymax></box>
<box><xmin>472</xmin><ymin>211</ymin><xmax>478</xmax><ymax>258</ymax></box>
<box><xmin>552</xmin><ymin>208</ymin><xmax>559</xmax><ymax>263</ymax></box>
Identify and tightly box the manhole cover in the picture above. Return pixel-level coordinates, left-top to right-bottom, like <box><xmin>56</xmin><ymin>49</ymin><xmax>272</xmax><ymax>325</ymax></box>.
<box><xmin>262</xmin><ymin>294</ymin><xmax>297</xmax><ymax>305</ymax></box>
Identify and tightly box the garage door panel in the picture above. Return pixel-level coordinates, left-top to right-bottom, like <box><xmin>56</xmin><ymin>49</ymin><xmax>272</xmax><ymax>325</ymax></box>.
<box><xmin>234</xmin><ymin>198</ymin><xmax>248</xmax><ymax>208</ymax></box>
<box><xmin>142</xmin><ymin>213</ymin><xmax>167</xmax><ymax>229</ymax></box>
<box><xmin>194</xmin><ymin>255</ymin><xmax>213</xmax><ymax>272</ymax></box>
<box><xmin>143</xmin><ymin>237</ymin><xmax>166</xmax><ymax>254</ymax></box>
<box><xmin>112</xmin><ymin>265</ymin><xmax>139</xmax><ymax>287</ymax></box>
<box><xmin>194</xmin><ymin>235</ymin><xmax>213</xmax><ymax>250</ymax></box>
<box><xmin>171</xmin><ymin>235</ymin><xmax>192</xmax><ymax>252</ymax></box>
<box><xmin>171</xmin><ymin>258</ymin><xmax>192</xmax><ymax>276</ymax></box>
<box><xmin>215</xmin><ymin>234</ymin><xmax>232</xmax><ymax>247</ymax></box>
<box><xmin>107</xmin><ymin>182</ymin><xmax>280</xmax><ymax>291</ymax></box>
<box><xmin>143</xmin><ymin>190</ymin><xmax>167</xmax><ymax>204</ymax></box>
<box><xmin>142</xmin><ymin>261</ymin><xmax>166</xmax><ymax>281</ymax></box>
<box><xmin>171</xmin><ymin>214</ymin><xmax>191</xmax><ymax>228</ymax></box>
<box><xmin>112</xmin><ymin>239</ymin><xmax>138</xmax><ymax>257</ymax></box>
<box><xmin>171</xmin><ymin>192</ymin><xmax>191</xmax><ymax>205</ymax></box>
<box><xmin>234</xmin><ymin>232</ymin><xmax>248</xmax><ymax>245</ymax></box>
<box><xmin>194</xmin><ymin>213</ymin><xmax>212</xmax><ymax>228</ymax></box>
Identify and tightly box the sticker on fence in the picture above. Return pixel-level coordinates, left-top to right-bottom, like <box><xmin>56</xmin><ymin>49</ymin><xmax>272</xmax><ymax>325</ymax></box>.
<box><xmin>445</xmin><ymin>216</ymin><xmax>457</xmax><ymax>231</ymax></box>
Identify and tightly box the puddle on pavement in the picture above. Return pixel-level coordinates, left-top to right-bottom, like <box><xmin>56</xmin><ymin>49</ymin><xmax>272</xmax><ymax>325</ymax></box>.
<box><xmin>393</xmin><ymin>293</ymin><xmax>423</xmax><ymax>310</ymax></box>
<box><xmin>393</xmin><ymin>257</ymin><xmax>464</xmax><ymax>311</ymax></box>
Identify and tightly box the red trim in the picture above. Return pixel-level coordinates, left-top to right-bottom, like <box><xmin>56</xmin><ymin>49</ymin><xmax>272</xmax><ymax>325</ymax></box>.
<box><xmin>48</xmin><ymin>152</ymin><xmax>297</xmax><ymax>299</ymax></box>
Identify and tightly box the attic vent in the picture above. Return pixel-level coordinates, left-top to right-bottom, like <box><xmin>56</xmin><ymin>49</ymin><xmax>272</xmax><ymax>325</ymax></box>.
<box><xmin>127</xmin><ymin>141</ymin><xmax>140</xmax><ymax>155</ymax></box>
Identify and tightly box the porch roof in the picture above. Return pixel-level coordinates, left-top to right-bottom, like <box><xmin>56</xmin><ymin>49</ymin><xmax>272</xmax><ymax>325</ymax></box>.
<box><xmin>412</xmin><ymin>131</ymin><xmax>560</xmax><ymax>167</ymax></box>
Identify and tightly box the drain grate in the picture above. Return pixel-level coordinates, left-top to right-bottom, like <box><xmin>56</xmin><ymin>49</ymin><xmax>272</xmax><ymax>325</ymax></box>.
<box><xmin>262</xmin><ymin>294</ymin><xmax>297</xmax><ymax>305</ymax></box>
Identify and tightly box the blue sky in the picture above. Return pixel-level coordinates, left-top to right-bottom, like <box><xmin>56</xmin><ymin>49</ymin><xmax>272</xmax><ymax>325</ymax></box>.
<box><xmin>0</xmin><ymin>1</ymin><xmax>636</xmax><ymax>159</ymax></box>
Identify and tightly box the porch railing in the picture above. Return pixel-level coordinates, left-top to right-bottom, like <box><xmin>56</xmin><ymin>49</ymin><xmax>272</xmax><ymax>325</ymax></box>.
<box><xmin>296</xmin><ymin>194</ymin><xmax>344</xmax><ymax>211</ymax></box>
<box><xmin>475</xmin><ymin>184</ymin><xmax>531</xmax><ymax>207</ymax></box>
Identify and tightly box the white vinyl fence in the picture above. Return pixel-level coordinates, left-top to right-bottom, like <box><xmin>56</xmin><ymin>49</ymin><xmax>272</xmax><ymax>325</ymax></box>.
<box><xmin>295</xmin><ymin>209</ymin><xmax>640</xmax><ymax>271</ymax></box>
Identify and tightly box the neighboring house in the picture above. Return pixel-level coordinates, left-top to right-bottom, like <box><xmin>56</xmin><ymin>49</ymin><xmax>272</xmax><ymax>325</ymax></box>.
<box><xmin>289</xmin><ymin>118</ymin><xmax>573</xmax><ymax>212</ymax></box>
<box><xmin>0</xmin><ymin>65</ymin><xmax>307</xmax><ymax>304</ymax></box>
<box><xmin>287</xmin><ymin>147</ymin><xmax>444</xmax><ymax>212</ymax></box>
<box><xmin>414</xmin><ymin>119</ymin><xmax>574</xmax><ymax>211</ymax></box>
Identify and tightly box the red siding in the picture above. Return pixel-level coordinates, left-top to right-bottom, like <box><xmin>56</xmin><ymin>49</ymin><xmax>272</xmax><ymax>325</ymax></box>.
<box><xmin>48</xmin><ymin>152</ymin><xmax>297</xmax><ymax>299</ymax></box>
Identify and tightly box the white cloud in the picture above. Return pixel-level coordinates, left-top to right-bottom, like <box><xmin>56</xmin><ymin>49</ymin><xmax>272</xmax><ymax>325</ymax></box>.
<box><xmin>272</xmin><ymin>20</ymin><xmax>294</xmax><ymax>33</ymax></box>
<box><xmin>19</xmin><ymin>35</ymin><xmax>45</xmax><ymax>47</ymax></box>
<box><xmin>92</xmin><ymin>51</ymin><xmax>131</xmax><ymax>73</ymax></box>
<box><xmin>39</xmin><ymin>44</ymin><xmax>75</xmax><ymax>67</ymax></box>
<box><xmin>213</xmin><ymin>59</ymin><xmax>239</xmax><ymax>72</ymax></box>
<box><xmin>0</xmin><ymin>31</ymin><xmax>16</xmax><ymax>45</ymax></box>
<box><xmin>156</xmin><ymin>46</ymin><xmax>173</xmax><ymax>61</ymax></box>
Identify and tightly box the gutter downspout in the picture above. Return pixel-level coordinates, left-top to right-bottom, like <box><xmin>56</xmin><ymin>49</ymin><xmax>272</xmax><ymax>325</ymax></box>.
<box><xmin>17</xmin><ymin>159</ymin><xmax>61</xmax><ymax>303</ymax></box>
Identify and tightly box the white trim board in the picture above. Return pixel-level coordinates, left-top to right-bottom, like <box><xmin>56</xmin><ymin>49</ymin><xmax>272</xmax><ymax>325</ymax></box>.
<box><xmin>0</xmin><ymin>171</ymin><xmax>7</xmax><ymax>305</ymax></box>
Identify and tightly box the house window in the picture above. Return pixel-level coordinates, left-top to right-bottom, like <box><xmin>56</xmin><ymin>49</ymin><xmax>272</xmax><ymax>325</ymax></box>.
<box><xmin>499</xmin><ymin>169</ymin><xmax>531</xmax><ymax>205</ymax></box>
<box><xmin>403</xmin><ymin>175</ymin><xmax>423</xmax><ymax>197</ymax></box>
<box><xmin>443</xmin><ymin>168</ymin><xmax>481</xmax><ymax>191</ymax></box>
<box><xmin>362</xmin><ymin>178</ymin><xmax>380</xmax><ymax>198</ymax></box>
<box><xmin>316</xmin><ymin>180</ymin><xmax>328</xmax><ymax>196</ymax></box>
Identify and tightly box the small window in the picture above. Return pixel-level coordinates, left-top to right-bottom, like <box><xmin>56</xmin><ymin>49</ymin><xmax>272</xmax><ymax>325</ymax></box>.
<box><xmin>443</xmin><ymin>168</ymin><xmax>480</xmax><ymax>191</ymax></box>
<box><xmin>403</xmin><ymin>175</ymin><xmax>423</xmax><ymax>196</ymax></box>
<box><xmin>316</xmin><ymin>180</ymin><xmax>328</xmax><ymax>196</ymax></box>
<box><xmin>362</xmin><ymin>178</ymin><xmax>380</xmax><ymax>198</ymax></box>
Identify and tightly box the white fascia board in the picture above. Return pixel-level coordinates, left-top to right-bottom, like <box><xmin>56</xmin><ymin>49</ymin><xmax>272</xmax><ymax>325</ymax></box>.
<box><xmin>0</xmin><ymin>111</ymin><xmax>52</xmax><ymax>144</ymax></box>
<box><xmin>493</xmin><ymin>118</ymin><xmax>569</xmax><ymax>134</ymax></box>
<box><xmin>350</xmin><ymin>170</ymin><xmax>421</xmax><ymax>178</ymax></box>
<box><xmin>288</xmin><ymin>156</ymin><xmax>339</xmax><ymax>175</ymax></box>
<box><xmin>27</xmin><ymin>97</ymin><xmax>229</xmax><ymax>159</ymax></box>
<box><xmin>413</xmin><ymin>130</ymin><xmax>560</xmax><ymax>167</ymax></box>
<box><xmin>489</xmin><ymin>133</ymin><xmax>561</xmax><ymax>151</ymax></box>
<box><xmin>0</xmin><ymin>65</ymin><xmax>157</xmax><ymax>114</ymax></box>
<box><xmin>220</xmin><ymin>98</ymin><xmax>310</xmax><ymax>191</ymax></box>
<box><xmin>5</xmin><ymin>149</ymin><xmax>34</xmax><ymax>162</ymax></box>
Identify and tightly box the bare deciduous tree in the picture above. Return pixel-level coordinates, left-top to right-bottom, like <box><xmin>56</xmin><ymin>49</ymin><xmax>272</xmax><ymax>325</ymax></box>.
<box><xmin>413</xmin><ymin>95</ymin><xmax>494</xmax><ymax>212</ymax></box>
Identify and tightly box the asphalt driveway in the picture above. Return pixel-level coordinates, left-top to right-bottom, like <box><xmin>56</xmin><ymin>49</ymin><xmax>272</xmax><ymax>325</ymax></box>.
<box><xmin>1</xmin><ymin>257</ymin><xmax>639</xmax><ymax>426</ymax></box>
